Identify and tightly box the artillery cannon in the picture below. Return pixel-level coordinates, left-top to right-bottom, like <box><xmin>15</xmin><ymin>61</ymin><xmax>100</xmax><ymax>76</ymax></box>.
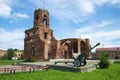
<box><xmin>54</xmin><ymin>43</ymin><xmax>100</xmax><ymax>67</ymax></box>
<box><xmin>73</xmin><ymin>43</ymin><xmax>100</xmax><ymax>67</ymax></box>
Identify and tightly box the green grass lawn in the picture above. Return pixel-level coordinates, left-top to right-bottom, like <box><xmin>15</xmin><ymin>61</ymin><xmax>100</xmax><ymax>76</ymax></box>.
<box><xmin>0</xmin><ymin>60</ymin><xmax>23</xmax><ymax>66</ymax></box>
<box><xmin>0</xmin><ymin>64</ymin><xmax>120</xmax><ymax>80</ymax></box>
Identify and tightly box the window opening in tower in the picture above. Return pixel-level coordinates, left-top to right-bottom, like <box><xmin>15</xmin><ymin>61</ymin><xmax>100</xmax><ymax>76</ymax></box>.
<box><xmin>44</xmin><ymin>32</ymin><xmax>48</xmax><ymax>39</ymax></box>
<box><xmin>32</xmin><ymin>47</ymin><xmax>36</xmax><ymax>56</ymax></box>
<box><xmin>43</xmin><ymin>15</ymin><xmax>47</xmax><ymax>27</ymax></box>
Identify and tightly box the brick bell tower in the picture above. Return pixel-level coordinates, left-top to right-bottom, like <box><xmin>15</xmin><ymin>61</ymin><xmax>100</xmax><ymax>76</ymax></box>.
<box><xmin>34</xmin><ymin>9</ymin><xmax>49</xmax><ymax>28</ymax></box>
<box><xmin>24</xmin><ymin>9</ymin><xmax>57</xmax><ymax>60</ymax></box>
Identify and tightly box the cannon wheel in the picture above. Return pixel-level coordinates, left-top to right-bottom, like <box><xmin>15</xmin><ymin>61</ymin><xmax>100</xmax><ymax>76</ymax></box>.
<box><xmin>74</xmin><ymin>60</ymin><xmax>81</xmax><ymax>67</ymax></box>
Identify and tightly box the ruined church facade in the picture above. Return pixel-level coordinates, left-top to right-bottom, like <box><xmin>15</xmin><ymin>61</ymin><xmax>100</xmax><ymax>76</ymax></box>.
<box><xmin>24</xmin><ymin>9</ymin><xmax>91</xmax><ymax>60</ymax></box>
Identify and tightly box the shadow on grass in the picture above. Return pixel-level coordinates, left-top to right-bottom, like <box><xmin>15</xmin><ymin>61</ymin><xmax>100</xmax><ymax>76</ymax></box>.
<box><xmin>48</xmin><ymin>65</ymin><xmax>81</xmax><ymax>73</ymax></box>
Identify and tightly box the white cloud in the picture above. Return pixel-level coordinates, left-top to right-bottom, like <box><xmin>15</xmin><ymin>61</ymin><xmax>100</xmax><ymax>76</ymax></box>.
<box><xmin>29</xmin><ymin>0</ymin><xmax>120</xmax><ymax>23</ymax></box>
<box><xmin>0</xmin><ymin>0</ymin><xmax>14</xmax><ymax>6</ymax></box>
<box><xmin>74</xmin><ymin>20</ymin><xmax>120</xmax><ymax>48</ymax></box>
<box><xmin>47</xmin><ymin>0</ymin><xmax>95</xmax><ymax>23</ymax></box>
<box><xmin>0</xmin><ymin>4</ymin><xmax>11</xmax><ymax>17</ymax></box>
<box><xmin>0</xmin><ymin>28</ymin><xmax>24</xmax><ymax>50</ymax></box>
<box><xmin>0</xmin><ymin>0</ymin><xmax>29</xmax><ymax>19</ymax></box>
<box><xmin>0</xmin><ymin>0</ymin><xmax>13</xmax><ymax>17</ymax></box>
<box><xmin>29</xmin><ymin>0</ymin><xmax>95</xmax><ymax>23</ymax></box>
<box><xmin>79</xmin><ymin>0</ymin><xmax>95</xmax><ymax>14</ymax></box>
<box><xmin>12</xmin><ymin>13</ymin><xmax>30</xmax><ymax>19</ymax></box>
<box><xmin>109</xmin><ymin>0</ymin><xmax>120</xmax><ymax>5</ymax></box>
<box><xmin>76</xmin><ymin>20</ymin><xmax>113</xmax><ymax>34</ymax></box>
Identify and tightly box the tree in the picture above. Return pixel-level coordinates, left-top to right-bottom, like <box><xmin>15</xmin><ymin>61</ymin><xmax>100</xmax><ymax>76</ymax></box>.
<box><xmin>1</xmin><ymin>54</ymin><xmax>8</xmax><ymax>60</ymax></box>
<box><xmin>99</xmin><ymin>51</ymin><xmax>110</xmax><ymax>68</ymax></box>
<box><xmin>7</xmin><ymin>48</ymin><xmax>14</xmax><ymax>60</ymax></box>
<box><xmin>14</xmin><ymin>48</ymin><xmax>18</xmax><ymax>51</ymax></box>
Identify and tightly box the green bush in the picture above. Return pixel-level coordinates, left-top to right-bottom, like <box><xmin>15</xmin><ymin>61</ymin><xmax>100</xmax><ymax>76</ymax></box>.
<box><xmin>114</xmin><ymin>61</ymin><xmax>120</xmax><ymax>64</ymax></box>
<box><xmin>7</xmin><ymin>48</ymin><xmax>15</xmax><ymax>60</ymax></box>
<box><xmin>99</xmin><ymin>51</ymin><xmax>110</xmax><ymax>69</ymax></box>
<box><xmin>24</xmin><ymin>57</ymin><xmax>37</xmax><ymax>62</ymax></box>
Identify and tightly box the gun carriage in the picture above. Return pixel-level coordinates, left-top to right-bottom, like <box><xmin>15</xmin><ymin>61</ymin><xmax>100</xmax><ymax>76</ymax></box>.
<box><xmin>55</xmin><ymin>43</ymin><xmax>100</xmax><ymax>67</ymax></box>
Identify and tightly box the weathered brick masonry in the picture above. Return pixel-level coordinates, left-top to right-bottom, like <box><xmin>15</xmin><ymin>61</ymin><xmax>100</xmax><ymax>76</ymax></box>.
<box><xmin>24</xmin><ymin>9</ymin><xmax>91</xmax><ymax>60</ymax></box>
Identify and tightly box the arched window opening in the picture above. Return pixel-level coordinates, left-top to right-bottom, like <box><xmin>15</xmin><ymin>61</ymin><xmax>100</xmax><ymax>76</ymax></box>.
<box><xmin>43</xmin><ymin>15</ymin><xmax>47</xmax><ymax>27</ymax></box>
<box><xmin>64</xmin><ymin>51</ymin><xmax>67</xmax><ymax>59</ymax></box>
<box><xmin>73</xmin><ymin>42</ymin><xmax>78</xmax><ymax>53</ymax></box>
<box><xmin>44</xmin><ymin>32</ymin><xmax>48</xmax><ymax>39</ymax></box>
<box><xmin>43</xmin><ymin>19</ymin><xmax>47</xmax><ymax>27</ymax></box>
<box><xmin>27</xmin><ymin>33</ymin><xmax>30</xmax><ymax>37</ymax></box>
<box><xmin>36</xmin><ymin>15</ymin><xmax>38</xmax><ymax>20</ymax></box>
<box><xmin>115</xmin><ymin>56</ymin><xmax>119</xmax><ymax>59</ymax></box>
<box><xmin>33</xmin><ymin>31</ymin><xmax>36</xmax><ymax>36</ymax></box>
<box><xmin>32</xmin><ymin>47</ymin><xmax>36</xmax><ymax>56</ymax></box>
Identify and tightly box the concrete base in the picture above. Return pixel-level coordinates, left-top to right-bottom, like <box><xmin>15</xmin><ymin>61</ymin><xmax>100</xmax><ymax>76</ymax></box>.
<box><xmin>19</xmin><ymin>61</ymin><xmax>97</xmax><ymax>72</ymax></box>
<box><xmin>49</xmin><ymin>64</ymin><xmax>96</xmax><ymax>72</ymax></box>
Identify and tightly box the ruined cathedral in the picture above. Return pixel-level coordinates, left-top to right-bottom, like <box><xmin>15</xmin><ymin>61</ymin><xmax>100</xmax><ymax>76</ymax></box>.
<box><xmin>24</xmin><ymin>9</ymin><xmax>91</xmax><ymax>60</ymax></box>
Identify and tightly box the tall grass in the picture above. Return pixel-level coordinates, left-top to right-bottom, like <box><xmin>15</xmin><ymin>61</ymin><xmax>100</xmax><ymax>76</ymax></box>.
<box><xmin>0</xmin><ymin>64</ymin><xmax>120</xmax><ymax>80</ymax></box>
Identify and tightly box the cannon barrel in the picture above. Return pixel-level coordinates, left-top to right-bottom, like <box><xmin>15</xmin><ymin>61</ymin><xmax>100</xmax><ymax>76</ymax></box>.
<box><xmin>77</xmin><ymin>43</ymin><xmax>100</xmax><ymax>59</ymax></box>
<box><xmin>88</xmin><ymin>43</ymin><xmax>100</xmax><ymax>53</ymax></box>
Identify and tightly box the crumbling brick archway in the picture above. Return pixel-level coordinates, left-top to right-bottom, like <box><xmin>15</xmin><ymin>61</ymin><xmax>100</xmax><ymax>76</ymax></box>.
<box><xmin>60</xmin><ymin>40</ymin><xmax>73</xmax><ymax>59</ymax></box>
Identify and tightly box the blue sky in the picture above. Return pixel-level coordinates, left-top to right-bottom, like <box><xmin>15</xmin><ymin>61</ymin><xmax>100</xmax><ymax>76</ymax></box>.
<box><xmin>0</xmin><ymin>0</ymin><xmax>120</xmax><ymax>50</ymax></box>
